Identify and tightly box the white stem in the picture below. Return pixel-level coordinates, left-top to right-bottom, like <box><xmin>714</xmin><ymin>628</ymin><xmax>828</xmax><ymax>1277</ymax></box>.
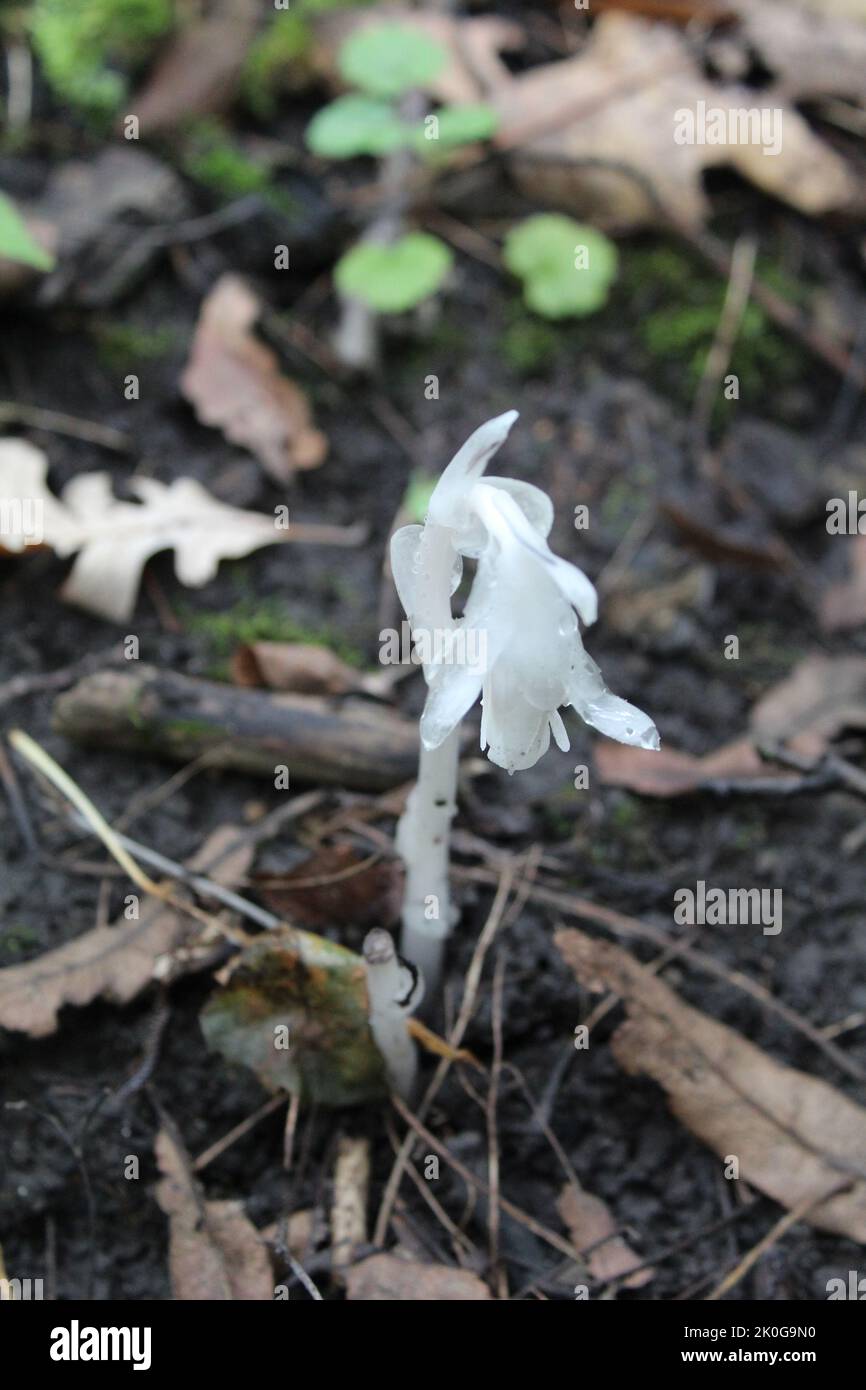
<box><xmin>396</xmin><ymin>727</ymin><xmax>460</xmax><ymax>998</ymax></box>
<box><xmin>363</xmin><ymin>928</ymin><xmax>420</xmax><ymax>1099</ymax></box>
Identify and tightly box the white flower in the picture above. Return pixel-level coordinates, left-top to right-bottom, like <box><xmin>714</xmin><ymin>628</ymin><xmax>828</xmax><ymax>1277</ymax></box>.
<box><xmin>391</xmin><ymin>412</ymin><xmax>659</xmax><ymax>773</ymax></box>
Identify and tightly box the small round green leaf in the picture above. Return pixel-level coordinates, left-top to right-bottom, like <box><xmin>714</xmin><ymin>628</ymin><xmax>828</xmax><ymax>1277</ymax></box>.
<box><xmin>413</xmin><ymin>103</ymin><xmax>499</xmax><ymax>154</ymax></box>
<box><xmin>503</xmin><ymin>214</ymin><xmax>618</xmax><ymax>320</ymax></box>
<box><xmin>306</xmin><ymin>94</ymin><xmax>410</xmax><ymax>158</ymax></box>
<box><xmin>339</xmin><ymin>23</ymin><xmax>448</xmax><ymax>98</ymax></box>
<box><xmin>335</xmin><ymin>232</ymin><xmax>453</xmax><ymax>314</ymax></box>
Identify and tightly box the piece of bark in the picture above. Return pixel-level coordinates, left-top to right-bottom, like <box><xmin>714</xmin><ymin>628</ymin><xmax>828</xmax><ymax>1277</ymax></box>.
<box><xmin>53</xmin><ymin>665</ymin><xmax>419</xmax><ymax>791</ymax></box>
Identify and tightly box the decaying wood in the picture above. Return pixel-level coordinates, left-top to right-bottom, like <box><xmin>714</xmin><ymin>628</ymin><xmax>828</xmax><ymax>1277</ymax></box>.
<box><xmin>53</xmin><ymin>665</ymin><xmax>420</xmax><ymax>791</ymax></box>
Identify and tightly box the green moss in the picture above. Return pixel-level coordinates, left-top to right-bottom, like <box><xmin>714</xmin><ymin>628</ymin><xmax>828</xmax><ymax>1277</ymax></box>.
<box><xmin>93</xmin><ymin>320</ymin><xmax>177</xmax><ymax>367</ymax></box>
<box><xmin>501</xmin><ymin>312</ymin><xmax>558</xmax><ymax>376</ymax></box>
<box><xmin>620</xmin><ymin>240</ymin><xmax>808</xmax><ymax>414</ymax></box>
<box><xmin>181</xmin><ymin>596</ymin><xmax>364</xmax><ymax>677</ymax></box>
<box><xmin>182</xmin><ymin>118</ymin><xmax>271</xmax><ymax>198</ymax></box>
<box><xmin>242</xmin><ymin>0</ymin><xmax>373</xmax><ymax>119</ymax></box>
<box><xmin>0</xmin><ymin>923</ymin><xmax>40</xmax><ymax>963</ymax></box>
<box><xmin>29</xmin><ymin>0</ymin><xmax>174</xmax><ymax>120</ymax></box>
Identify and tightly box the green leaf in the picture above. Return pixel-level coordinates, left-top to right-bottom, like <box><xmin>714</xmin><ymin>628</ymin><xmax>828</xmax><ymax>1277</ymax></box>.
<box><xmin>339</xmin><ymin>22</ymin><xmax>447</xmax><ymax>98</ymax></box>
<box><xmin>200</xmin><ymin>927</ymin><xmax>388</xmax><ymax>1108</ymax></box>
<box><xmin>413</xmin><ymin>103</ymin><xmax>499</xmax><ymax>154</ymax></box>
<box><xmin>335</xmin><ymin>232</ymin><xmax>453</xmax><ymax>313</ymax></box>
<box><xmin>306</xmin><ymin>94</ymin><xmax>410</xmax><ymax>158</ymax></box>
<box><xmin>0</xmin><ymin>193</ymin><xmax>54</xmax><ymax>272</ymax></box>
<box><xmin>503</xmin><ymin>214</ymin><xmax>618</xmax><ymax>320</ymax></box>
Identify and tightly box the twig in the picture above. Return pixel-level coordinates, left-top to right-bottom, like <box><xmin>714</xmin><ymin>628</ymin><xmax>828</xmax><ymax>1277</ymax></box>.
<box><xmin>193</xmin><ymin>1094</ymin><xmax>288</xmax><ymax>1173</ymax></box>
<box><xmin>704</xmin><ymin>1181</ymin><xmax>854</xmax><ymax>1301</ymax></box>
<box><xmin>0</xmin><ymin>402</ymin><xmax>130</xmax><ymax>451</ymax></box>
<box><xmin>691</xmin><ymin>232</ymin><xmax>758</xmax><ymax>446</ymax></box>
<box><xmin>486</xmin><ymin>949</ymin><xmax>508</xmax><ymax>1298</ymax></box>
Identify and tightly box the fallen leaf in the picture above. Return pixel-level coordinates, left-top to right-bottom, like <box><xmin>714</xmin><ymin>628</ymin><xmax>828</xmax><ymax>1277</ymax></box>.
<box><xmin>821</xmin><ymin>537</ymin><xmax>866</xmax><ymax>632</ymax></box>
<box><xmin>0</xmin><ymin>437</ymin><xmax>292</xmax><ymax>622</ymax></box>
<box><xmin>180</xmin><ymin>274</ymin><xmax>327</xmax><ymax>483</ymax></box>
<box><xmin>557</xmin><ymin>1186</ymin><xmax>653</xmax><ymax>1288</ymax></box>
<box><xmin>595</xmin><ymin>737</ymin><xmax>777</xmax><ymax>796</ymax></box>
<box><xmin>732</xmin><ymin>0</ymin><xmax>866</xmax><ymax>104</ymax></box>
<box><xmin>155</xmin><ymin>1127</ymin><xmax>273</xmax><ymax>1300</ymax></box>
<box><xmin>200</xmin><ymin>926</ymin><xmax>388</xmax><ymax>1107</ymax></box>
<box><xmin>0</xmin><ymin>827</ymin><xmax>252</xmax><ymax>1038</ymax></box>
<box><xmin>597</xmin><ymin>654</ymin><xmax>866</xmax><ymax>794</ymax></box>
<box><xmin>345</xmin><ymin>1253</ymin><xmax>492</xmax><ymax>1300</ymax></box>
<box><xmin>556</xmin><ymin>927</ymin><xmax>866</xmax><ymax>1240</ymax></box>
<box><xmin>232</xmin><ymin>641</ymin><xmax>365</xmax><ymax>696</ymax></box>
<box><xmin>254</xmin><ymin>844</ymin><xmax>403</xmax><ymax>931</ymax></box>
<box><xmin>750</xmin><ymin>653</ymin><xmax>866</xmax><ymax>755</ymax></box>
<box><xmin>127</xmin><ymin>0</ymin><xmax>259</xmax><ymax>135</ymax></box>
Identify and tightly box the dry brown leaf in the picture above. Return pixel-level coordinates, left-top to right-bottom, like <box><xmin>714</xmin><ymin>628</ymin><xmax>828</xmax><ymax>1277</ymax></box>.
<box><xmin>732</xmin><ymin>0</ymin><xmax>866</xmax><ymax>104</ymax></box>
<box><xmin>127</xmin><ymin>0</ymin><xmax>259</xmax><ymax>135</ymax></box>
<box><xmin>598</xmin><ymin>654</ymin><xmax>866</xmax><ymax>795</ymax></box>
<box><xmin>556</xmin><ymin>1185</ymin><xmax>653</xmax><ymax>1288</ymax></box>
<box><xmin>750</xmin><ymin>653</ymin><xmax>866</xmax><ymax>755</ymax></box>
<box><xmin>345</xmin><ymin>1253</ymin><xmax>492</xmax><ymax>1301</ymax></box>
<box><xmin>0</xmin><ymin>437</ymin><xmax>294</xmax><ymax>622</ymax></box>
<box><xmin>181</xmin><ymin>274</ymin><xmax>327</xmax><ymax>483</ymax></box>
<box><xmin>595</xmin><ymin>736</ymin><xmax>777</xmax><ymax>796</ymax></box>
<box><xmin>556</xmin><ymin>927</ymin><xmax>866</xmax><ymax>1240</ymax></box>
<box><xmin>254</xmin><ymin>844</ymin><xmax>403</xmax><ymax>931</ymax></box>
<box><xmin>492</xmin><ymin>13</ymin><xmax>856</xmax><ymax>229</ymax></box>
<box><xmin>232</xmin><ymin>641</ymin><xmax>363</xmax><ymax>696</ymax></box>
<box><xmin>155</xmin><ymin>1127</ymin><xmax>274</xmax><ymax>1301</ymax></box>
<box><xmin>0</xmin><ymin>827</ymin><xmax>252</xmax><ymax>1037</ymax></box>
<box><xmin>821</xmin><ymin>537</ymin><xmax>866</xmax><ymax>632</ymax></box>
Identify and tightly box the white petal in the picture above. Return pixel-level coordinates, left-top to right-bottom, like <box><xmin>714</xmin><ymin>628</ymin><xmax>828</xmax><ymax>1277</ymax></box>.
<box><xmin>472</xmin><ymin>483</ymin><xmax>597</xmax><ymax>626</ymax></box>
<box><xmin>480</xmin><ymin>669</ymin><xmax>552</xmax><ymax>773</ymax></box>
<box><xmin>570</xmin><ymin>652</ymin><xmax>659</xmax><ymax>750</ymax></box>
<box><xmin>429</xmin><ymin>412</ymin><xmax>519</xmax><ymax>528</ymax></box>
<box><xmin>483</xmin><ymin>477</ymin><xmax>554</xmax><ymax>538</ymax></box>
<box><xmin>390</xmin><ymin>524</ymin><xmax>423</xmax><ymax>621</ymax></box>
<box><xmin>420</xmin><ymin>664</ymin><xmax>483</xmax><ymax>749</ymax></box>
<box><xmin>549</xmin><ymin>707</ymin><xmax>571</xmax><ymax>752</ymax></box>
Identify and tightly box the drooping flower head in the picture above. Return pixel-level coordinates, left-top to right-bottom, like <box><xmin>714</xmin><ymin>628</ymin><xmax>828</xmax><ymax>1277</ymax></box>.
<box><xmin>391</xmin><ymin>412</ymin><xmax>659</xmax><ymax>773</ymax></box>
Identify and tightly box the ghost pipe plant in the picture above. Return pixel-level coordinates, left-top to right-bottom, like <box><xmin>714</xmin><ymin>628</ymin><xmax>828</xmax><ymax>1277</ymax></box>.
<box><xmin>391</xmin><ymin>412</ymin><xmax>659</xmax><ymax>994</ymax></box>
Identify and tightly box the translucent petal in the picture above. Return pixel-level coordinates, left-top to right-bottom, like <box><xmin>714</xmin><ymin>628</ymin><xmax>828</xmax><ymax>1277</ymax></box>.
<box><xmin>420</xmin><ymin>663</ymin><xmax>484</xmax><ymax>749</ymax></box>
<box><xmin>570</xmin><ymin>652</ymin><xmax>660</xmax><ymax>750</ymax></box>
<box><xmin>389</xmin><ymin>524</ymin><xmax>423</xmax><ymax>622</ymax></box>
<box><xmin>483</xmin><ymin>477</ymin><xmax>554</xmax><ymax>538</ymax></box>
<box><xmin>479</xmin><ymin>668</ymin><xmax>552</xmax><ymax>773</ymax></box>
<box><xmin>472</xmin><ymin>483</ymin><xmax>597</xmax><ymax>626</ymax></box>
<box><xmin>429</xmin><ymin>412</ymin><xmax>519</xmax><ymax>529</ymax></box>
<box><xmin>549</xmin><ymin>707</ymin><xmax>570</xmax><ymax>752</ymax></box>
